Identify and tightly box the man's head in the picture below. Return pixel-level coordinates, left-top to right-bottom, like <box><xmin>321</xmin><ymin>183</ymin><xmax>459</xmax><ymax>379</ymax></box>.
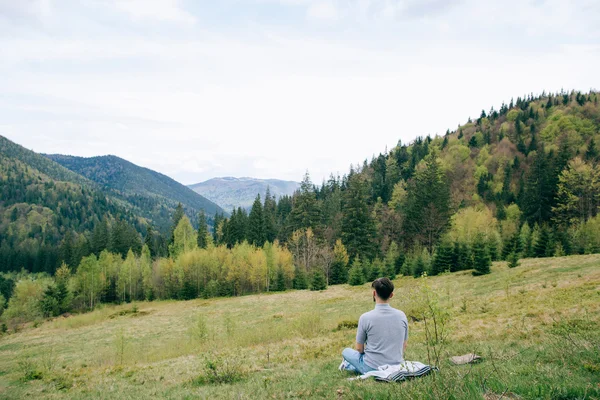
<box><xmin>371</xmin><ymin>277</ymin><xmax>394</xmax><ymax>302</ymax></box>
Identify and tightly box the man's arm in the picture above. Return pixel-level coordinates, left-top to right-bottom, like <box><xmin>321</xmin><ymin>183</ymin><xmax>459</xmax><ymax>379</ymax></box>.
<box><xmin>356</xmin><ymin>316</ymin><xmax>367</xmax><ymax>354</ymax></box>
<box><xmin>356</xmin><ymin>342</ymin><xmax>364</xmax><ymax>353</ymax></box>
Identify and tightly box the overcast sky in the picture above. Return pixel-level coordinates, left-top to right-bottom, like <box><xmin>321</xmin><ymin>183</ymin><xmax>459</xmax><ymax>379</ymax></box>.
<box><xmin>1</xmin><ymin>0</ymin><xmax>598</xmax><ymax>185</ymax></box>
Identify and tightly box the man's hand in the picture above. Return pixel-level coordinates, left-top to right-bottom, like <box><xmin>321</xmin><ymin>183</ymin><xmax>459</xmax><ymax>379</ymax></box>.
<box><xmin>355</xmin><ymin>342</ymin><xmax>364</xmax><ymax>354</ymax></box>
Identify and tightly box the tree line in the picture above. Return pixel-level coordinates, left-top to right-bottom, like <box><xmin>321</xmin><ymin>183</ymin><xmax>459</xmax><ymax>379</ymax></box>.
<box><xmin>1</xmin><ymin>90</ymin><xmax>600</xmax><ymax>328</ymax></box>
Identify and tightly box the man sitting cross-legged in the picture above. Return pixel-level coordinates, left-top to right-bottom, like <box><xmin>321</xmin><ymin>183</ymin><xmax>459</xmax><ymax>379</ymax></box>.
<box><xmin>341</xmin><ymin>277</ymin><xmax>409</xmax><ymax>374</ymax></box>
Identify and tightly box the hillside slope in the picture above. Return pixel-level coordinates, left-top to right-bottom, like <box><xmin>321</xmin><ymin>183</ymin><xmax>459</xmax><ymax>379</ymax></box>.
<box><xmin>189</xmin><ymin>177</ymin><xmax>299</xmax><ymax>212</ymax></box>
<box><xmin>46</xmin><ymin>154</ymin><xmax>225</xmax><ymax>227</ymax></box>
<box><xmin>0</xmin><ymin>135</ymin><xmax>142</xmax><ymax>273</ymax></box>
<box><xmin>0</xmin><ymin>254</ymin><xmax>598</xmax><ymax>399</ymax></box>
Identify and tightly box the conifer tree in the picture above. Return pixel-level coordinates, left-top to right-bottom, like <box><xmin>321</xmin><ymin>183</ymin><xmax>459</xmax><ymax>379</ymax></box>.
<box><xmin>248</xmin><ymin>195</ymin><xmax>265</xmax><ymax>246</ymax></box>
<box><xmin>586</xmin><ymin>138</ymin><xmax>598</xmax><ymax>161</ymax></box>
<box><xmin>472</xmin><ymin>233</ymin><xmax>491</xmax><ymax>276</ymax></box>
<box><xmin>310</xmin><ymin>269</ymin><xmax>327</xmax><ymax>291</ymax></box>
<box><xmin>289</xmin><ymin>172</ymin><xmax>320</xmax><ymax>233</ymax></box>
<box><xmin>144</xmin><ymin>224</ymin><xmax>156</xmax><ymax>258</ymax></box>
<box><xmin>404</xmin><ymin>149</ymin><xmax>451</xmax><ymax>253</ymax></box>
<box><xmin>384</xmin><ymin>242</ymin><xmax>398</xmax><ymax>279</ymax></box>
<box><xmin>520</xmin><ymin>222</ymin><xmax>533</xmax><ymax>258</ymax></box>
<box><xmin>197</xmin><ymin>211</ymin><xmax>208</xmax><ymax>249</ymax></box>
<box><xmin>393</xmin><ymin>244</ymin><xmax>406</xmax><ymax>275</ymax></box>
<box><xmin>341</xmin><ymin>174</ymin><xmax>377</xmax><ymax>260</ymax></box>
<box><xmin>348</xmin><ymin>257</ymin><xmax>365</xmax><ymax>286</ymax></box>
<box><xmin>273</xmin><ymin>267</ymin><xmax>287</xmax><ymax>291</ymax></box>
<box><xmin>330</xmin><ymin>240</ymin><xmax>349</xmax><ymax>285</ymax></box>
<box><xmin>431</xmin><ymin>240</ymin><xmax>453</xmax><ymax>275</ymax></box>
<box><xmin>412</xmin><ymin>254</ymin><xmax>425</xmax><ymax>278</ymax></box>
<box><xmin>293</xmin><ymin>266</ymin><xmax>308</xmax><ymax>290</ymax></box>
<box><xmin>533</xmin><ymin>225</ymin><xmax>551</xmax><ymax>258</ymax></box>
<box><xmin>263</xmin><ymin>188</ymin><xmax>278</xmax><ymax>243</ymax></box>
<box><xmin>507</xmin><ymin>251</ymin><xmax>520</xmax><ymax>268</ymax></box>
<box><xmin>370</xmin><ymin>258</ymin><xmax>384</xmax><ymax>281</ymax></box>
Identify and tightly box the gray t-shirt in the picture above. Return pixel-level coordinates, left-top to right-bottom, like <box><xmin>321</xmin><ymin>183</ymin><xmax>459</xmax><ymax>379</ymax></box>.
<box><xmin>356</xmin><ymin>303</ymin><xmax>409</xmax><ymax>368</ymax></box>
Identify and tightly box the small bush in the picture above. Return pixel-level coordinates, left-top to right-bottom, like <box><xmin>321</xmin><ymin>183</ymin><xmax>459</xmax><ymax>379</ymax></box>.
<box><xmin>109</xmin><ymin>306</ymin><xmax>139</xmax><ymax>319</ymax></box>
<box><xmin>193</xmin><ymin>356</ymin><xmax>247</xmax><ymax>385</ymax></box>
<box><xmin>189</xmin><ymin>314</ymin><xmax>209</xmax><ymax>341</ymax></box>
<box><xmin>18</xmin><ymin>360</ymin><xmax>43</xmax><ymax>382</ymax></box>
<box><xmin>336</xmin><ymin>320</ymin><xmax>358</xmax><ymax>330</ymax></box>
<box><xmin>507</xmin><ymin>252</ymin><xmax>520</xmax><ymax>268</ymax></box>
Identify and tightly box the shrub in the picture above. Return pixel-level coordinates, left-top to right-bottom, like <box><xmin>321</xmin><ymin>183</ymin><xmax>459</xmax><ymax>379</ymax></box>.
<box><xmin>3</xmin><ymin>278</ymin><xmax>49</xmax><ymax>323</ymax></box>
<box><xmin>507</xmin><ymin>252</ymin><xmax>520</xmax><ymax>268</ymax></box>
<box><xmin>336</xmin><ymin>320</ymin><xmax>358</xmax><ymax>330</ymax></box>
<box><xmin>18</xmin><ymin>360</ymin><xmax>43</xmax><ymax>382</ymax></box>
<box><xmin>189</xmin><ymin>314</ymin><xmax>209</xmax><ymax>341</ymax></box>
<box><xmin>193</xmin><ymin>356</ymin><xmax>247</xmax><ymax>385</ymax></box>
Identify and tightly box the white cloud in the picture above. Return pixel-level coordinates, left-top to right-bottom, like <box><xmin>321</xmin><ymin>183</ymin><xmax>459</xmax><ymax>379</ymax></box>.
<box><xmin>110</xmin><ymin>0</ymin><xmax>195</xmax><ymax>23</ymax></box>
<box><xmin>307</xmin><ymin>2</ymin><xmax>339</xmax><ymax>21</ymax></box>
<box><xmin>0</xmin><ymin>0</ymin><xmax>599</xmax><ymax>184</ymax></box>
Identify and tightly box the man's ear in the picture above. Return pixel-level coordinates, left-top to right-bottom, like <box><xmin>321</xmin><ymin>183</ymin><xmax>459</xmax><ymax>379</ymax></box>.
<box><xmin>389</xmin><ymin>292</ymin><xmax>394</xmax><ymax>299</ymax></box>
<box><xmin>372</xmin><ymin>290</ymin><xmax>377</xmax><ymax>298</ymax></box>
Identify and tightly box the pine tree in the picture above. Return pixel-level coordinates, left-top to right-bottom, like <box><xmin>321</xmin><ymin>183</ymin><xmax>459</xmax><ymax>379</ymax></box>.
<box><xmin>144</xmin><ymin>224</ymin><xmax>156</xmax><ymax>258</ymax></box>
<box><xmin>197</xmin><ymin>211</ymin><xmax>208</xmax><ymax>249</ymax></box>
<box><xmin>248</xmin><ymin>195</ymin><xmax>265</xmax><ymax>246</ymax></box>
<box><xmin>522</xmin><ymin>148</ymin><xmax>555</xmax><ymax>224</ymax></box>
<box><xmin>348</xmin><ymin>257</ymin><xmax>365</xmax><ymax>286</ymax></box>
<box><xmin>293</xmin><ymin>266</ymin><xmax>308</xmax><ymax>290</ymax></box>
<box><xmin>412</xmin><ymin>255</ymin><xmax>425</xmax><ymax>278</ymax></box>
<box><xmin>472</xmin><ymin>233</ymin><xmax>491</xmax><ymax>276</ymax></box>
<box><xmin>533</xmin><ymin>225</ymin><xmax>551</xmax><ymax>258</ymax></box>
<box><xmin>384</xmin><ymin>242</ymin><xmax>398</xmax><ymax>279</ymax></box>
<box><xmin>310</xmin><ymin>269</ymin><xmax>327</xmax><ymax>291</ymax></box>
<box><xmin>341</xmin><ymin>174</ymin><xmax>377</xmax><ymax>260</ymax></box>
<box><xmin>91</xmin><ymin>218</ymin><xmax>110</xmax><ymax>255</ymax></box>
<box><xmin>404</xmin><ymin>149</ymin><xmax>451</xmax><ymax>253</ymax></box>
<box><xmin>431</xmin><ymin>240</ymin><xmax>453</xmax><ymax>275</ymax></box>
<box><xmin>370</xmin><ymin>258</ymin><xmax>384</xmax><ymax>281</ymax></box>
<box><xmin>263</xmin><ymin>188</ymin><xmax>278</xmax><ymax>243</ymax></box>
<box><xmin>330</xmin><ymin>240</ymin><xmax>349</xmax><ymax>285</ymax></box>
<box><xmin>273</xmin><ymin>267</ymin><xmax>287</xmax><ymax>291</ymax></box>
<box><xmin>289</xmin><ymin>172</ymin><xmax>320</xmax><ymax>233</ymax></box>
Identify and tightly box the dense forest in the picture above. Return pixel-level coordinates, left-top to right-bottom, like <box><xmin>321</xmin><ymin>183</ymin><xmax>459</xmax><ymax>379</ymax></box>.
<box><xmin>1</xmin><ymin>90</ymin><xmax>599</xmax><ymax>326</ymax></box>
<box><xmin>0</xmin><ymin>137</ymin><xmax>222</xmax><ymax>275</ymax></box>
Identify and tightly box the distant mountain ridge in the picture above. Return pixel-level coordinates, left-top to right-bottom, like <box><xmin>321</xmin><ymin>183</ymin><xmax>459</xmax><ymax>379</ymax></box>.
<box><xmin>189</xmin><ymin>177</ymin><xmax>300</xmax><ymax>212</ymax></box>
<box><xmin>45</xmin><ymin>154</ymin><xmax>225</xmax><ymax>229</ymax></box>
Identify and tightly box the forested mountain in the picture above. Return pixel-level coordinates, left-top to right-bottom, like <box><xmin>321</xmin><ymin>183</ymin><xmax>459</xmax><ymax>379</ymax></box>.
<box><xmin>1</xmin><ymin>90</ymin><xmax>599</xmax><ymax>323</ymax></box>
<box><xmin>189</xmin><ymin>177</ymin><xmax>299</xmax><ymax>212</ymax></box>
<box><xmin>46</xmin><ymin>154</ymin><xmax>224</xmax><ymax>230</ymax></box>
<box><xmin>0</xmin><ymin>135</ymin><xmax>148</xmax><ymax>274</ymax></box>
<box><xmin>212</xmin><ymin>90</ymin><xmax>600</xmax><ymax>273</ymax></box>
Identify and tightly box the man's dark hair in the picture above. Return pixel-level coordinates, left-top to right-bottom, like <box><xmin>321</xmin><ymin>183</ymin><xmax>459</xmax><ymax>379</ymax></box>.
<box><xmin>372</xmin><ymin>277</ymin><xmax>394</xmax><ymax>300</ymax></box>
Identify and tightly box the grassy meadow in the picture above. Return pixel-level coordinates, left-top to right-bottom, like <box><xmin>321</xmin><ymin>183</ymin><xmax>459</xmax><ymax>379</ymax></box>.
<box><xmin>1</xmin><ymin>254</ymin><xmax>599</xmax><ymax>399</ymax></box>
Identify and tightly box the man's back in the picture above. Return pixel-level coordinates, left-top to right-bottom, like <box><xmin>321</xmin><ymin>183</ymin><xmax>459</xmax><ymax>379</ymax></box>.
<box><xmin>357</xmin><ymin>304</ymin><xmax>409</xmax><ymax>368</ymax></box>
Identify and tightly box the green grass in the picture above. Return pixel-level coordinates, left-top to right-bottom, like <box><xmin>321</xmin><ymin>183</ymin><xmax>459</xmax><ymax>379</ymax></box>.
<box><xmin>1</xmin><ymin>255</ymin><xmax>600</xmax><ymax>399</ymax></box>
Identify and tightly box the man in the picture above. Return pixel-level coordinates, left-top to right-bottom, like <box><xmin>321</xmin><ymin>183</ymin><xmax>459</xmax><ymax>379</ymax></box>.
<box><xmin>341</xmin><ymin>277</ymin><xmax>409</xmax><ymax>374</ymax></box>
